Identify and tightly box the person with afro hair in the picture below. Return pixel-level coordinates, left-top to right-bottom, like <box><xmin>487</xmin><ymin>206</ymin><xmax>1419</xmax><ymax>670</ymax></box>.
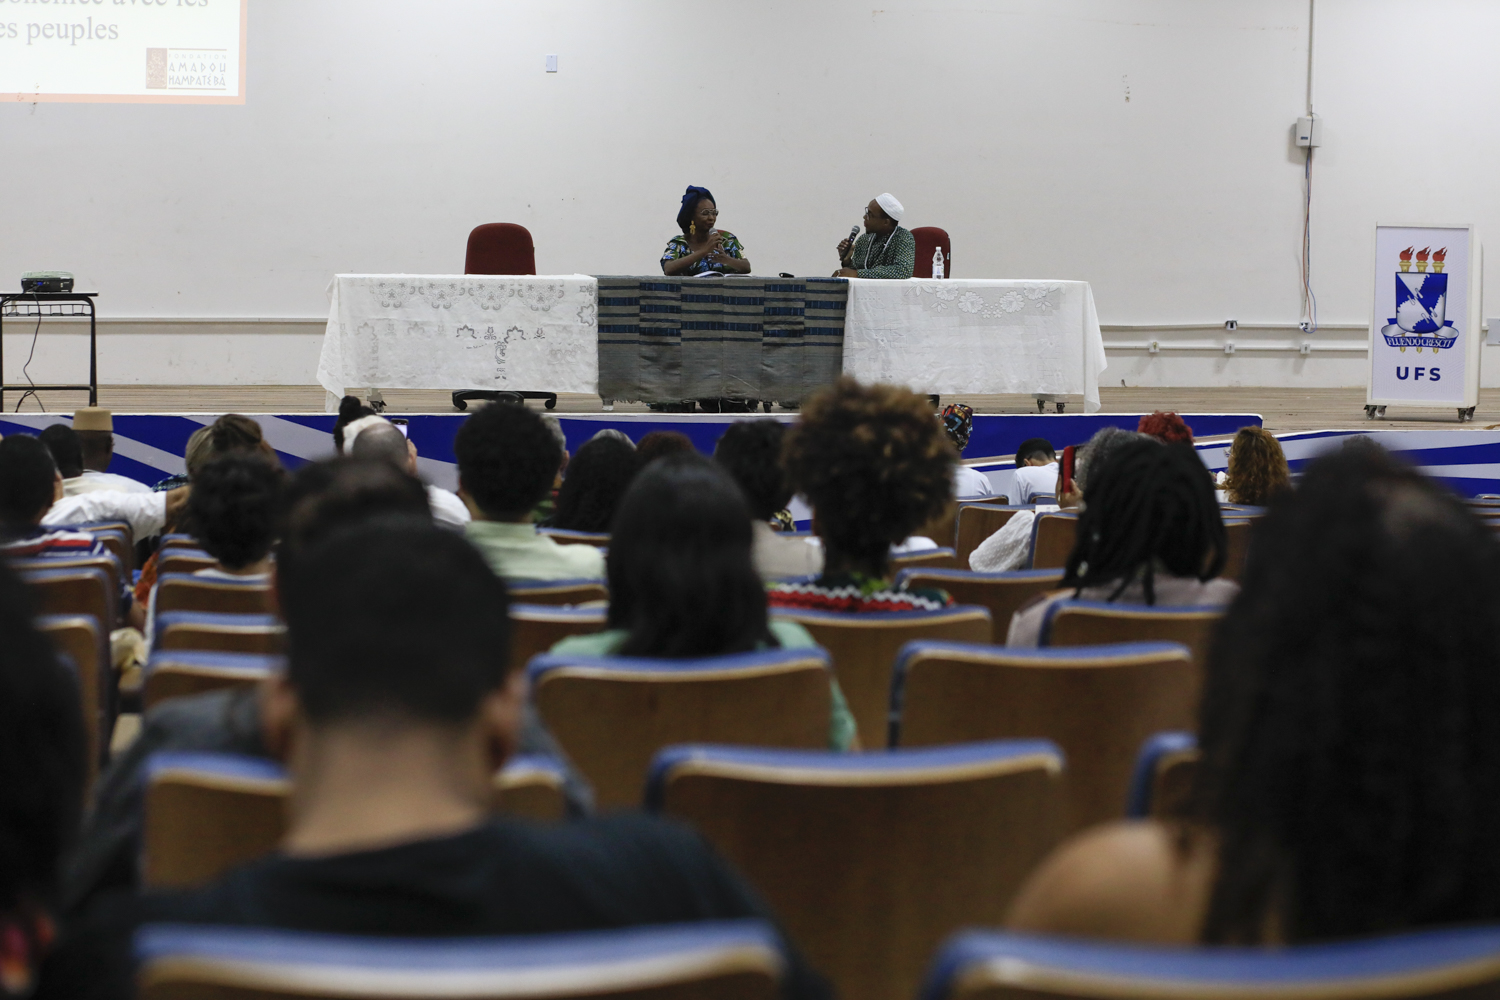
<box><xmin>767</xmin><ymin>378</ymin><xmax>954</xmax><ymax>612</ymax></box>
<box><xmin>1137</xmin><ymin>411</ymin><xmax>1194</xmax><ymax>444</ymax></box>
<box><xmin>1222</xmin><ymin>426</ymin><xmax>1290</xmax><ymax>506</ymax></box>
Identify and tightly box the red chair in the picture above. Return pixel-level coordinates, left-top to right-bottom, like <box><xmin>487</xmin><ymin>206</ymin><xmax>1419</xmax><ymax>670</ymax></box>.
<box><xmin>911</xmin><ymin>226</ymin><xmax>952</xmax><ymax>279</ymax></box>
<box><xmin>455</xmin><ymin>223</ymin><xmax>556</xmax><ymax>411</ymax></box>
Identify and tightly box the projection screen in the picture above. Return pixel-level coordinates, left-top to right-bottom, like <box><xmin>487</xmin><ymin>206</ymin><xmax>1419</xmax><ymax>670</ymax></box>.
<box><xmin>1</xmin><ymin>0</ymin><xmax>245</xmax><ymax>103</ymax></box>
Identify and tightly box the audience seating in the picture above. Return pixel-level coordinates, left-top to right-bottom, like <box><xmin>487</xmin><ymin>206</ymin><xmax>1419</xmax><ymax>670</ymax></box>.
<box><xmin>142</xmin><ymin>751</ymin><xmax>576</xmax><ymax>888</ymax></box>
<box><xmin>921</xmin><ymin>925</ymin><xmax>1500</xmax><ymax>1000</ymax></box>
<box><xmin>154</xmin><ymin>611</ymin><xmax>287</xmax><ymax>655</ymax></box>
<box><xmin>647</xmin><ymin>740</ymin><xmax>1064</xmax><ymax>1000</ymax></box>
<box><xmin>77</xmin><ymin>520</ymin><xmax>133</xmax><ymax>573</ymax></box>
<box><xmin>37</xmin><ymin>613</ymin><xmax>108</xmax><ymax>779</ymax></box>
<box><xmin>954</xmin><ymin>504</ymin><xmax>1029</xmax><ymax>565</ymax></box>
<box><xmin>1126</xmin><ymin>731</ymin><xmax>1200</xmax><ymax>819</ymax></box>
<box><xmin>142</xmin><ymin>650</ymin><xmax>281</xmax><ymax>710</ymax></box>
<box><xmin>136</xmin><ymin>920</ymin><xmax>787</xmax><ymax>1000</ymax></box>
<box><xmin>17</xmin><ymin>558</ymin><xmax>118</xmax><ymax>631</ymax></box>
<box><xmin>917</xmin><ymin>500</ymin><xmax>960</xmax><ymax>551</ymax></box>
<box><xmin>538</xmin><ymin>528</ymin><xmax>611</xmax><ymax>547</ymax></box>
<box><xmin>1028</xmin><ymin>494</ymin><xmax>1058</xmax><ymax>506</ymax></box>
<box><xmin>1220</xmin><ymin>518</ymin><xmax>1253</xmax><ymax>582</ymax></box>
<box><xmin>508</xmin><ymin>578</ymin><xmax>609</xmax><ymax>606</ymax></box>
<box><xmin>895</xmin><ymin>568</ymin><xmax>1065</xmax><ymax>644</ymax></box>
<box><xmin>154</xmin><ymin>572</ymin><xmax>276</xmax><ymax>616</ymax></box>
<box><xmin>769</xmin><ymin>606</ymin><xmax>991</xmax><ymax>748</ymax></box>
<box><xmin>529</xmin><ymin>649</ymin><xmax>834</xmax><ymax>809</ymax></box>
<box><xmin>892</xmin><ymin>641</ymin><xmax>1196</xmax><ymax>830</ymax></box>
<box><xmin>510</xmin><ymin>603</ymin><xmax>608</xmax><ymax>673</ymax></box>
<box><xmin>158</xmin><ymin>533</ymin><xmax>198</xmax><ymax>551</ymax></box>
<box><xmin>891</xmin><ymin>546</ymin><xmax>963</xmax><ymax>573</ymax></box>
<box><xmin>158</xmin><ymin>547</ymin><xmax>219</xmax><ymax>576</ymax></box>
<box><xmin>1040</xmin><ymin>601</ymin><xmax>1227</xmax><ymax>680</ymax></box>
<box><xmin>1028</xmin><ymin>513</ymin><xmax>1078</xmax><ymax>569</ymax></box>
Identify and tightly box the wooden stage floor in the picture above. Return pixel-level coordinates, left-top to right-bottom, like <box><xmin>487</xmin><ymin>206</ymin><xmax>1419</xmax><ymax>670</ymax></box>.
<box><xmin>8</xmin><ymin>386</ymin><xmax>1500</xmax><ymax>434</ymax></box>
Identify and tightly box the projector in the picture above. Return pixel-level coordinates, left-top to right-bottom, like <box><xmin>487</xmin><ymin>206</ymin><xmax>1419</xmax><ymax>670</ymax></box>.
<box><xmin>20</xmin><ymin>271</ymin><xmax>74</xmax><ymax>293</ymax></box>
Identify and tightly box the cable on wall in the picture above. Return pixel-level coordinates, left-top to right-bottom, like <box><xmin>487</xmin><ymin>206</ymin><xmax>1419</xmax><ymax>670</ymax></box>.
<box><xmin>1300</xmin><ymin>0</ymin><xmax>1319</xmax><ymax>335</ymax></box>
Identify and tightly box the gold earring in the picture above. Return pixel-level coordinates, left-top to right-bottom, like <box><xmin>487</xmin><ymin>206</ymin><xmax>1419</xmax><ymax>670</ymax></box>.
<box><xmin>690</xmin><ymin>222</ymin><xmax>697</xmax><ymax>237</ymax></box>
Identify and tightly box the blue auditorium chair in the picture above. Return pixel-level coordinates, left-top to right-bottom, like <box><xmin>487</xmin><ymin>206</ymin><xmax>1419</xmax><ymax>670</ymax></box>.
<box><xmin>1040</xmin><ymin>600</ymin><xmax>1227</xmax><ymax>678</ymax></box>
<box><xmin>1125</xmin><ymin>731</ymin><xmax>1200</xmax><ymax>819</ymax></box>
<box><xmin>920</xmin><ymin>926</ymin><xmax>1500</xmax><ymax>1000</ymax></box>
<box><xmin>894</xmin><ymin>568</ymin><xmax>1066</xmax><ymax>643</ymax></box>
<box><xmin>646</xmin><ymin>740</ymin><xmax>1065</xmax><ymax>1000</ymax></box>
<box><xmin>891</xmin><ymin>640</ymin><xmax>1195</xmax><ymax>830</ymax></box>
<box><xmin>136</xmin><ymin>919</ymin><xmax>786</xmax><ymax>1000</ymax></box>
<box><xmin>507</xmin><ymin>577</ymin><xmax>609</xmax><ymax>606</ymax></box>
<box><xmin>509</xmin><ymin>602</ymin><xmax>608</xmax><ymax>670</ymax></box>
<box><xmin>528</xmin><ymin>648</ymin><xmax>835</xmax><ymax>809</ymax></box>
<box><xmin>142</xmin><ymin>649</ymin><xmax>282</xmax><ymax>710</ymax></box>
<box><xmin>153</xmin><ymin>611</ymin><xmax>286</xmax><ymax>655</ymax></box>
<box><xmin>154</xmin><ymin>571</ymin><xmax>275</xmax><ymax>616</ymax></box>
<box><xmin>1027</xmin><ymin>511</ymin><xmax>1079</xmax><ymax>570</ymax></box>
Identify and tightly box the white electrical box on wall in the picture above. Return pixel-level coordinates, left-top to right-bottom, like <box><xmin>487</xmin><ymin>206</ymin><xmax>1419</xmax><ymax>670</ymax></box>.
<box><xmin>1295</xmin><ymin>115</ymin><xmax>1322</xmax><ymax>147</ymax></box>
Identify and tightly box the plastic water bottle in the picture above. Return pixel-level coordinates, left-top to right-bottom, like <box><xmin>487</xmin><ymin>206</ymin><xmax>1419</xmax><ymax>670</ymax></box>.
<box><xmin>931</xmin><ymin>246</ymin><xmax>945</xmax><ymax>279</ymax></box>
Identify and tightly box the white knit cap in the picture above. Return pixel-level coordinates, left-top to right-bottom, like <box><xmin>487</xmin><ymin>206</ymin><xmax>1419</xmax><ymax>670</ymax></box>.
<box><xmin>342</xmin><ymin>414</ymin><xmax>391</xmax><ymax>449</ymax></box>
<box><xmin>875</xmin><ymin>192</ymin><xmax>904</xmax><ymax>222</ymax></box>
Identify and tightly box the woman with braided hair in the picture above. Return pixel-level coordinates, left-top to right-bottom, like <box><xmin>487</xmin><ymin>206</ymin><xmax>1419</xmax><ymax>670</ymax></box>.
<box><xmin>1005</xmin><ymin>436</ymin><xmax>1237</xmax><ymax>646</ymax></box>
<box><xmin>1007</xmin><ymin>443</ymin><xmax>1500</xmax><ymax>944</ymax></box>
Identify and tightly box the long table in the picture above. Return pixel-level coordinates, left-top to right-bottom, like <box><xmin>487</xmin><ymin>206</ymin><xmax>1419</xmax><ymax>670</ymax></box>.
<box><xmin>320</xmin><ymin>274</ymin><xmax>1106</xmax><ymax>412</ymax></box>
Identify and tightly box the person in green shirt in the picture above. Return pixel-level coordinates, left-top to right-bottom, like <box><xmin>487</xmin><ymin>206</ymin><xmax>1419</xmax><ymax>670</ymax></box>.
<box><xmin>454</xmin><ymin>402</ymin><xmax>605</xmax><ymax>582</ymax></box>
<box><xmin>551</xmin><ymin>453</ymin><xmax>857</xmax><ymax>750</ymax></box>
<box><xmin>835</xmin><ymin>192</ymin><xmax>917</xmax><ymax>280</ymax></box>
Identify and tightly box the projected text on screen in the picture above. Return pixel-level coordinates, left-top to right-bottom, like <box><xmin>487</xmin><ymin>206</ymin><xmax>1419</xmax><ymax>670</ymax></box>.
<box><xmin>1</xmin><ymin>0</ymin><xmax>246</xmax><ymax>103</ymax></box>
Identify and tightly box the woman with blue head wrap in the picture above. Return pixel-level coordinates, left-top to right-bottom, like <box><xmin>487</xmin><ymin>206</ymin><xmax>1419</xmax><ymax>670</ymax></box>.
<box><xmin>661</xmin><ymin>185</ymin><xmax>752</xmax><ymax>276</ymax></box>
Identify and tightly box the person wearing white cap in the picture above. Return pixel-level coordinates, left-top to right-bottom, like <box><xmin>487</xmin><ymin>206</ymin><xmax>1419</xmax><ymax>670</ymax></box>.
<box><xmin>835</xmin><ymin>193</ymin><xmax>917</xmax><ymax>279</ymax></box>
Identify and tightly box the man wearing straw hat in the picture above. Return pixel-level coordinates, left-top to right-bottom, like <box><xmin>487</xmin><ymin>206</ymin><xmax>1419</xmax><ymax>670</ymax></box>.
<box><xmin>70</xmin><ymin>407</ymin><xmax>150</xmax><ymax>494</ymax></box>
<box><xmin>834</xmin><ymin>193</ymin><xmax>917</xmax><ymax>279</ymax></box>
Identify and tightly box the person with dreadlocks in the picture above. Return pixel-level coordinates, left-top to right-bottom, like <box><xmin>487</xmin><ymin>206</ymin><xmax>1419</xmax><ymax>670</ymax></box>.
<box><xmin>1005</xmin><ymin>436</ymin><xmax>1236</xmax><ymax>646</ymax></box>
<box><xmin>1006</xmin><ymin>443</ymin><xmax>1500</xmax><ymax>944</ymax></box>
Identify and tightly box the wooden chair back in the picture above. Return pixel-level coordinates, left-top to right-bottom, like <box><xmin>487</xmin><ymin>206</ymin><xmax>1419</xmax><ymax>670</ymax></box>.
<box><xmin>1029</xmin><ymin>513</ymin><xmax>1078</xmax><ymax>570</ymax></box>
<box><xmin>895</xmin><ymin>569</ymin><xmax>1065</xmax><ymax>643</ymax></box>
<box><xmin>915</xmin><ymin>499</ymin><xmax>959</xmax><ymax>550</ymax></box>
<box><xmin>1125</xmin><ymin>731</ymin><xmax>1201</xmax><ymax>820</ymax></box>
<box><xmin>508</xmin><ymin>579</ymin><xmax>609</xmax><ymax>606</ymax></box>
<box><xmin>538</xmin><ymin>528</ymin><xmax>611</xmax><ymax>547</ymax></box>
<box><xmin>1220</xmin><ymin>518</ymin><xmax>1254</xmax><ymax>582</ymax></box>
<box><xmin>154</xmin><ymin>573</ymin><xmax>276</xmax><ymax>616</ymax></box>
<box><xmin>954</xmin><ymin>504</ymin><xmax>1027</xmax><ymax>565</ymax></box>
<box><xmin>142</xmin><ymin>650</ymin><xmax>280</xmax><ymax>711</ymax></box>
<box><xmin>890</xmin><ymin>547</ymin><xmax>963</xmax><ymax>573</ymax></box>
<box><xmin>16</xmin><ymin>557</ymin><xmax>118</xmax><ymax>624</ymax></box>
<box><xmin>894</xmin><ymin>641</ymin><xmax>1197</xmax><ymax>831</ymax></box>
<box><xmin>154</xmin><ymin>612</ymin><xmax>287</xmax><ymax>656</ymax></box>
<box><xmin>510</xmin><ymin>603</ymin><xmax>609</xmax><ymax>672</ymax></box>
<box><xmin>650</xmin><ymin>741</ymin><xmax>1064</xmax><ymax>1000</ymax></box>
<box><xmin>158</xmin><ymin>548</ymin><xmax>219</xmax><ymax>576</ymax></box>
<box><xmin>492</xmin><ymin>754</ymin><xmax>570</xmax><ymax>821</ymax></box>
<box><xmin>1041</xmin><ymin>601</ymin><xmax>1227</xmax><ymax>680</ymax></box>
<box><xmin>529</xmin><ymin>649</ymin><xmax>834</xmax><ymax>809</ymax></box>
<box><xmin>77</xmin><ymin>520</ymin><xmax>133</xmax><ymax>573</ymax></box>
<box><xmin>37</xmin><ymin>614</ymin><xmax>106</xmax><ymax>783</ymax></box>
<box><xmin>770</xmin><ymin>606</ymin><xmax>991</xmax><ymax>748</ymax></box>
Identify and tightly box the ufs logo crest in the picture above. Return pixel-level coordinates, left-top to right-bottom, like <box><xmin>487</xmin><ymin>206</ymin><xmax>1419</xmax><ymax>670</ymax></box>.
<box><xmin>1382</xmin><ymin>246</ymin><xmax>1457</xmax><ymax>353</ymax></box>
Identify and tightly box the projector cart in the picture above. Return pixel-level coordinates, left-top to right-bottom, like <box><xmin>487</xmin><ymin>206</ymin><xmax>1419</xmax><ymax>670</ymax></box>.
<box><xmin>0</xmin><ymin>292</ymin><xmax>97</xmax><ymax>411</ymax></box>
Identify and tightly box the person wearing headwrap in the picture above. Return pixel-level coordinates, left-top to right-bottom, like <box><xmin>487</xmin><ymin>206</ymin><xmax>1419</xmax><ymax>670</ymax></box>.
<box><xmin>941</xmin><ymin>403</ymin><xmax>995</xmax><ymax>499</ymax></box>
<box><xmin>835</xmin><ymin>193</ymin><xmax>917</xmax><ymax>279</ymax></box>
<box><xmin>661</xmin><ymin>185</ymin><xmax>752</xmax><ymax>276</ymax></box>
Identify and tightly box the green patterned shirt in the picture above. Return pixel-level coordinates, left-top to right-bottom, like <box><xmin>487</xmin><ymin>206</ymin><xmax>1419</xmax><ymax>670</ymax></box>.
<box><xmin>661</xmin><ymin>231</ymin><xmax>746</xmax><ymax>275</ymax></box>
<box><xmin>846</xmin><ymin>226</ymin><xmax>916</xmax><ymax>279</ymax></box>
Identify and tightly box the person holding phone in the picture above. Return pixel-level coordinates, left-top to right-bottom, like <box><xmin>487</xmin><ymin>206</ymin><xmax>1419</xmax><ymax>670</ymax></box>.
<box><xmin>660</xmin><ymin>186</ymin><xmax>752</xmax><ymax>276</ymax></box>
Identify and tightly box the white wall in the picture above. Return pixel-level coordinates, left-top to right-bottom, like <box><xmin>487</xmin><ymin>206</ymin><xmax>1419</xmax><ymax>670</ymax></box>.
<box><xmin>4</xmin><ymin>1</ymin><xmax>1499</xmax><ymax>388</ymax></box>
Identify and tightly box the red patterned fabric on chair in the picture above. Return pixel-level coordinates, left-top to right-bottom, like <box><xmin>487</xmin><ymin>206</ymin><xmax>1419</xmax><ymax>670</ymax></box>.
<box><xmin>910</xmin><ymin>227</ymin><xmax>952</xmax><ymax>279</ymax></box>
<box><xmin>464</xmin><ymin>223</ymin><xmax>536</xmax><ymax>276</ymax></box>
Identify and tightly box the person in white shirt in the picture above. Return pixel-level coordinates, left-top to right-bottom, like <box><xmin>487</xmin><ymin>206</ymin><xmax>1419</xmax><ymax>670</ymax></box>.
<box><xmin>941</xmin><ymin>403</ymin><xmax>996</xmax><ymax>500</ymax></box>
<box><xmin>68</xmin><ymin>407</ymin><xmax>151</xmax><ymax>493</ymax></box>
<box><xmin>1010</xmin><ymin>437</ymin><xmax>1059</xmax><ymax>504</ymax></box>
<box><xmin>713</xmin><ymin>419</ymin><xmax>824</xmax><ymax>581</ymax></box>
<box><xmin>345</xmin><ymin>416</ymin><xmax>471</xmax><ymax>531</ymax></box>
<box><xmin>39</xmin><ymin>423</ymin><xmax>150</xmax><ymax>495</ymax></box>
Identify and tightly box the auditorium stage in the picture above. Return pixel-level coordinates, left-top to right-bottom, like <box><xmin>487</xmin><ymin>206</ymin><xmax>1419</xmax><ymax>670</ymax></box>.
<box><xmin>14</xmin><ymin>385</ymin><xmax>1500</xmax><ymax>434</ymax></box>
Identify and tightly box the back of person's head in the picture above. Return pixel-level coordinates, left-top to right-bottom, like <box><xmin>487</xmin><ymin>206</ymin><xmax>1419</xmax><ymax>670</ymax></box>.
<box><xmin>550</xmin><ymin>435</ymin><xmax>639</xmax><ymax>533</ymax></box>
<box><xmin>714</xmin><ymin>420</ymin><xmax>792</xmax><ymax>522</ymax></box>
<box><xmin>0</xmin><ymin>435</ymin><xmax>58</xmax><ymax>533</ymax></box>
<box><xmin>1063</xmin><ymin>437</ymin><xmax>1224</xmax><ymax>600</ymax></box>
<box><xmin>1070</xmin><ymin>426</ymin><xmax>1150</xmax><ymax>495</ymax></box>
<box><xmin>1193</xmin><ymin>444</ymin><xmax>1500</xmax><ymax>944</ymax></box>
<box><xmin>332</xmin><ymin>395</ymin><xmax>376</xmax><ymax>454</ymax></box>
<box><xmin>589</xmin><ymin>428</ymin><xmax>635</xmax><ymax>449</ymax></box>
<box><xmin>1224</xmin><ymin>426</ymin><xmax>1290</xmax><ymax>506</ymax></box>
<box><xmin>0</xmin><ymin>562</ymin><xmax>85</xmax><ymax>942</ymax></box>
<box><xmin>348</xmin><ymin>421</ymin><xmax>411</xmax><ymax>472</ymax></box>
<box><xmin>453</xmin><ymin>403</ymin><xmax>561</xmax><ymax>520</ymax></box>
<box><xmin>635</xmin><ymin>430</ymin><xmax>695</xmax><ymax>466</ymax></box>
<box><xmin>181</xmin><ymin>426</ymin><xmax>215</xmax><ymax>480</ymax></box>
<box><xmin>1137</xmin><ymin>411</ymin><xmax>1194</xmax><ymax>444</ymax></box>
<box><xmin>608</xmin><ymin>453</ymin><xmax>771</xmax><ymax>657</ymax></box>
<box><xmin>203</xmin><ymin>414</ymin><xmax>279</xmax><ymax>471</ymax></box>
<box><xmin>783</xmin><ymin>377</ymin><xmax>954</xmax><ymax>571</ymax></box>
<box><xmin>282</xmin><ymin>519</ymin><xmax>510</xmax><ymax>726</ymax></box>
<box><xmin>941</xmin><ymin>403</ymin><xmax>974</xmax><ymax>454</ymax></box>
<box><xmin>38</xmin><ymin>425</ymin><xmax>83</xmax><ymax>480</ymax></box>
<box><xmin>276</xmin><ymin>457</ymin><xmax>432</xmax><ymax>585</ymax></box>
<box><xmin>1015</xmin><ymin>437</ymin><xmax>1055</xmax><ymax>466</ymax></box>
<box><xmin>187</xmin><ymin>454</ymin><xmax>285</xmax><ymax>571</ymax></box>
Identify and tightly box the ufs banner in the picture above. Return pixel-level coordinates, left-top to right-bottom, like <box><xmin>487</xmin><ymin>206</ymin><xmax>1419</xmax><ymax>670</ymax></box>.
<box><xmin>1369</xmin><ymin>225</ymin><xmax>1476</xmax><ymax>407</ymax></box>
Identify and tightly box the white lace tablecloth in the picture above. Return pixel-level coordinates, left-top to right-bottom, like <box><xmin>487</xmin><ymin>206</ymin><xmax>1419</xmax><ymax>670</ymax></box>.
<box><xmin>318</xmin><ymin>274</ymin><xmax>599</xmax><ymax>406</ymax></box>
<box><xmin>842</xmin><ymin>279</ymin><xmax>1108</xmax><ymax>412</ymax></box>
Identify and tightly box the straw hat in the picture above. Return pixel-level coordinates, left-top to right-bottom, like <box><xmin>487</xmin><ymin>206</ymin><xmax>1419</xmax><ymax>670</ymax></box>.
<box><xmin>73</xmin><ymin>407</ymin><xmax>113</xmax><ymax>432</ymax></box>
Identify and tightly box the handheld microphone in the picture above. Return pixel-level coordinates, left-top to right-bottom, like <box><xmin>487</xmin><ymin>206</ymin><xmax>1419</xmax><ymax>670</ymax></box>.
<box><xmin>848</xmin><ymin>225</ymin><xmax>860</xmax><ymax>243</ymax></box>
